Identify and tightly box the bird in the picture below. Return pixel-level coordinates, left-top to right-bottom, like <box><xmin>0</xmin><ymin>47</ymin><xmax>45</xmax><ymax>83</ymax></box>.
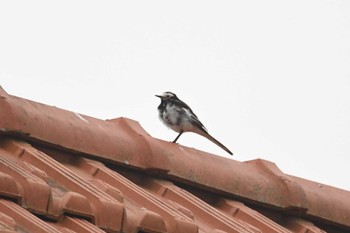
<box><xmin>155</xmin><ymin>91</ymin><xmax>233</xmax><ymax>155</ymax></box>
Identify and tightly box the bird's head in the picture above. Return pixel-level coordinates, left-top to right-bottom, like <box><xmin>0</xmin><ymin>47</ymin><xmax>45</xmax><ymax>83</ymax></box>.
<box><xmin>155</xmin><ymin>91</ymin><xmax>178</xmax><ymax>101</ymax></box>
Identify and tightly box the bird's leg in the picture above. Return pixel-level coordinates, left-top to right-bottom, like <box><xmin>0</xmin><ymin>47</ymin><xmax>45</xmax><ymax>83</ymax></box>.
<box><xmin>172</xmin><ymin>131</ymin><xmax>183</xmax><ymax>143</ymax></box>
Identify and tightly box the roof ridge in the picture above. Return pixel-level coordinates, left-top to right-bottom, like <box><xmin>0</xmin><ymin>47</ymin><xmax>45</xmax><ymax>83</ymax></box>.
<box><xmin>0</xmin><ymin>87</ymin><xmax>349</xmax><ymax>230</ymax></box>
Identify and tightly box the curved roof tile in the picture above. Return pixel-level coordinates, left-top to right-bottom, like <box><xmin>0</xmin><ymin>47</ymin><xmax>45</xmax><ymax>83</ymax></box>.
<box><xmin>0</xmin><ymin>86</ymin><xmax>349</xmax><ymax>232</ymax></box>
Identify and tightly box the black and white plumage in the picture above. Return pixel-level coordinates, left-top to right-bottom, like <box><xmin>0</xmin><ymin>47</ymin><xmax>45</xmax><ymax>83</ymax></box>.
<box><xmin>156</xmin><ymin>91</ymin><xmax>233</xmax><ymax>155</ymax></box>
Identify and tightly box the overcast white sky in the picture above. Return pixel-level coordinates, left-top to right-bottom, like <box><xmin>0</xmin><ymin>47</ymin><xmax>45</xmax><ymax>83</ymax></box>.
<box><xmin>1</xmin><ymin>1</ymin><xmax>350</xmax><ymax>191</ymax></box>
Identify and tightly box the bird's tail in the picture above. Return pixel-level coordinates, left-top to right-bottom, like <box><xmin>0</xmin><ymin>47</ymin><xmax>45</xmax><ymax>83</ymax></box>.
<box><xmin>196</xmin><ymin>130</ymin><xmax>233</xmax><ymax>155</ymax></box>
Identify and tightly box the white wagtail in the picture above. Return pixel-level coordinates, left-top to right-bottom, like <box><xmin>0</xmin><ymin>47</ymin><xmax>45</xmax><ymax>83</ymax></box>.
<box><xmin>156</xmin><ymin>92</ymin><xmax>233</xmax><ymax>155</ymax></box>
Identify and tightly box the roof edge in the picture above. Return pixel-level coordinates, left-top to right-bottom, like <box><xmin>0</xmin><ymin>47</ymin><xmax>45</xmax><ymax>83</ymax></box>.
<box><xmin>0</xmin><ymin>87</ymin><xmax>349</xmax><ymax>229</ymax></box>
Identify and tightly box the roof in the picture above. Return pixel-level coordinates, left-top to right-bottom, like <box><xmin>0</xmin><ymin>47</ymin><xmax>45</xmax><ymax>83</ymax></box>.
<box><xmin>0</xmin><ymin>86</ymin><xmax>349</xmax><ymax>233</ymax></box>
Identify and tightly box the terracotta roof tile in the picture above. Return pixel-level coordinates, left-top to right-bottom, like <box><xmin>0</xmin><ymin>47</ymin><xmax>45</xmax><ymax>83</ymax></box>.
<box><xmin>0</xmin><ymin>86</ymin><xmax>349</xmax><ymax>232</ymax></box>
<box><xmin>142</xmin><ymin>179</ymin><xmax>260</xmax><ymax>233</ymax></box>
<box><xmin>51</xmin><ymin>217</ymin><xmax>106</xmax><ymax>233</ymax></box>
<box><xmin>214</xmin><ymin>200</ymin><xmax>292</xmax><ymax>233</ymax></box>
<box><xmin>1</xmin><ymin>139</ymin><xmax>123</xmax><ymax>232</ymax></box>
<box><xmin>284</xmin><ymin>218</ymin><xmax>326</xmax><ymax>233</ymax></box>
<box><xmin>0</xmin><ymin>199</ymin><xmax>61</xmax><ymax>233</ymax></box>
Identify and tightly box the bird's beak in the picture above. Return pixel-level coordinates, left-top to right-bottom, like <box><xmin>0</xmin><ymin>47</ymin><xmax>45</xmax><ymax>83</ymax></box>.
<box><xmin>155</xmin><ymin>94</ymin><xmax>162</xmax><ymax>98</ymax></box>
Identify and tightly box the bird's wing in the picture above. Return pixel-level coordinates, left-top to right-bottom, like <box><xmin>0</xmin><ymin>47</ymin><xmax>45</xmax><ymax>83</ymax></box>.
<box><xmin>171</xmin><ymin>98</ymin><xmax>208</xmax><ymax>133</ymax></box>
<box><xmin>171</xmin><ymin>98</ymin><xmax>196</xmax><ymax>115</ymax></box>
<box><xmin>187</xmin><ymin>109</ymin><xmax>208</xmax><ymax>132</ymax></box>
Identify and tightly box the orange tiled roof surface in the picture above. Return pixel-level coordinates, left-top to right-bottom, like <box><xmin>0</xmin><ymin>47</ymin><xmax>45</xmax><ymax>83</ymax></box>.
<box><xmin>0</xmin><ymin>86</ymin><xmax>349</xmax><ymax>233</ymax></box>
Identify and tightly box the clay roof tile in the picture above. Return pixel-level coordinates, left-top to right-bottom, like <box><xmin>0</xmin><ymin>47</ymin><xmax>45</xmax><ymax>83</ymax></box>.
<box><xmin>0</xmin><ymin>86</ymin><xmax>349</xmax><ymax>233</ymax></box>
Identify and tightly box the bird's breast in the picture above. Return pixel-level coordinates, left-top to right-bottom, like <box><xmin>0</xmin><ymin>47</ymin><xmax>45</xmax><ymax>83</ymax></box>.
<box><xmin>163</xmin><ymin>104</ymin><xmax>179</xmax><ymax>125</ymax></box>
<box><xmin>158</xmin><ymin>103</ymin><xmax>196</xmax><ymax>133</ymax></box>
